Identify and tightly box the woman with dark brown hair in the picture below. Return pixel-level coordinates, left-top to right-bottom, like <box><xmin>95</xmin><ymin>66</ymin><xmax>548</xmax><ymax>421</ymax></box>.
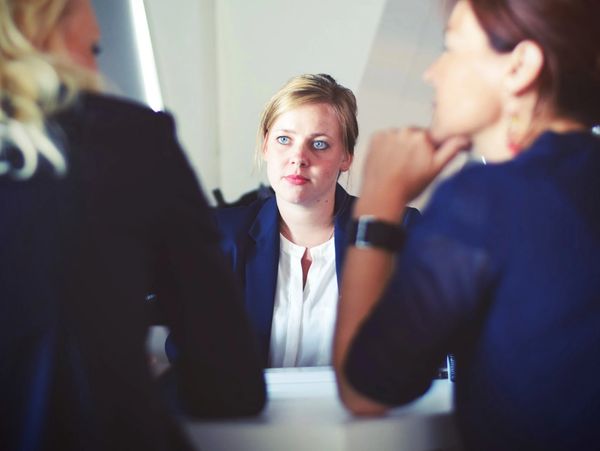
<box><xmin>334</xmin><ymin>0</ymin><xmax>600</xmax><ymax>449</ymax></box>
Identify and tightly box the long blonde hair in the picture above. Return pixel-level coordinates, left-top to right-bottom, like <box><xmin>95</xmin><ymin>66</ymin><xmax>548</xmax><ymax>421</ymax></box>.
<box><xmin>0</xmin><ymin>0</ymin><xmax>101</xmax><ymax>179</ymax></box>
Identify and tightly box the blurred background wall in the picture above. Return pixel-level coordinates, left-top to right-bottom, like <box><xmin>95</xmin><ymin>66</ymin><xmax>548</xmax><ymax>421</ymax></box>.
<box><xmin>92</xmin><ymin>0</ymin><xmax>451</xmax><ymax>208</ymax></box>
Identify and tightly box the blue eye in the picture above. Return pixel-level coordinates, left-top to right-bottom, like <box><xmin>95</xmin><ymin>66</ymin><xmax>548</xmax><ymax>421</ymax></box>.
<box><xmin>277</xmin><ymin>136</ymin><xmax>290</xmax><ymax>145</ymax></box>
<box><xmin>313</xmin><ymin>140</ymin><xmax>329</xmax><ymax>150</ymax></box>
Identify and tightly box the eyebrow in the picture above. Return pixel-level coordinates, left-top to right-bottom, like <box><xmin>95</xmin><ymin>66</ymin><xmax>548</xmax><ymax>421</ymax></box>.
<box><xmin>274</xmin><ymin>128</ymin><xmax>332</xmax><ymax>138</ymax></box>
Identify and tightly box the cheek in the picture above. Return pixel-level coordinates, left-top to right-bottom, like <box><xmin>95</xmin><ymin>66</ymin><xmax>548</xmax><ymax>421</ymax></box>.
<box><xmin>59</xmin><ymin>12</ymin><xmax>99</xmax><ymax>70</ymax></box>
<box><xmin>65</xmin><ymin>40</ymin><xmax>97</xmax><ymax>70</ymax></box>
<box><xmin>435</xmin><ymin>59</ymin><xmax>504</xmax><ymax>137</ymax></box>
<box><xmin>320</xmin><ymin>159</ymin><xmax>345</xmax><ymax>181</ymax></box>
<box><xmin>264</xmin><ymin>151</ymin><xmax>283</xmax><ymax>182</ymax></box>
<box><xmin>464</xmin><ymin>61</ymin><xmax>504</xmax><ymax>120</ymax></box>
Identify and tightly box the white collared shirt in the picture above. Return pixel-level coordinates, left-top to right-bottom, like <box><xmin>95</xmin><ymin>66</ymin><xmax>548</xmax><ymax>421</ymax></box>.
<box><xmin>269</xmin><ymin>233</ymin><xmax>338</xmax><ymax>367</ymax></box>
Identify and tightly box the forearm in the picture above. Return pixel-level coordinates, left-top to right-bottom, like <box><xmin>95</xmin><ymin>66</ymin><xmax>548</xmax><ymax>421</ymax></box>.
<box><xmin>334</xmin><ymin>128</ymin><xmax>466</xmax><ymax>414</ymax></box>
<box><xmin>173</xmin><ymin>252</ymin><xmax>266</xmax><ymax>416</ymax></box>
<box><xmin>334</xmin><ymin>247</ymin><xmax>394</xmax><ymax>414</ymax></box>
<box><xmin>333</xmin><ymin>198</ymin><xmax>407</xmax><ymax>415</ymax></box>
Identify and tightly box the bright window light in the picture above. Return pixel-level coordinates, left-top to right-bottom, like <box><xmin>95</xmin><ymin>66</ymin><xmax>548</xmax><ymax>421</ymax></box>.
<box><xmin>129</xmin><ymin>0</ymin><xmax>164</xmax><ymax>111</ymax></box>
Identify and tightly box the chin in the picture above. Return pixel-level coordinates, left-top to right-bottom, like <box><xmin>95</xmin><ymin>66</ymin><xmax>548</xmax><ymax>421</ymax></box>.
<box><xmin>276</xmin><ymin>187</ymin><xmax>308</xmax><ymax>205</ymax></box>
<box><xmin>429</xmin><ymin>125</ymin><xmax>450</xmax><ymax>146</ymax></box>
<box><xmin>430</xmin><ymin>121</ymin><xmax>473</xmax><ymax>147</ymax></box>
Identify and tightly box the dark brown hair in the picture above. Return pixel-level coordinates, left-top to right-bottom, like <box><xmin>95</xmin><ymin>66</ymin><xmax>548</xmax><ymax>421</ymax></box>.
<box><xmin>463</xmin><ymin>0</ymin><xmax>600</xmax><ymax>127</ymax></box>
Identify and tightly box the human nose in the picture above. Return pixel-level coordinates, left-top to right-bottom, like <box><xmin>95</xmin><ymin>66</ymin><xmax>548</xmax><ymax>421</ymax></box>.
<box><xmin>289</xmin><ymin>142</ymin><xmax>309</xmax><ymax>167</ymax></box>
<box><xmin>423</xmin><ymin>56</ymin><xmax>440</xmax><ymax>84</ymax></box>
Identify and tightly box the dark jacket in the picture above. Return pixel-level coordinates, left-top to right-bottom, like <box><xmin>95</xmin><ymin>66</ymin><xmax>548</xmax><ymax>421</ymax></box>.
<box><xmin>0</xmin><ymin>93</ymin><xmax>265</xmax><ymax>451</ymax></box>
<box><xmin>345</xmin><ymin>131</ymin><xmax>600</xmax><ymax>451</ymax></box>
<box><xmin>214</xmin><ymin>184</ymin><xmax>420</xmax><ymax>366</ymax></box>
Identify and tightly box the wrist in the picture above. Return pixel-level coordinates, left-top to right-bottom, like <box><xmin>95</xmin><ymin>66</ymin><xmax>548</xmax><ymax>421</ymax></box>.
<box><xmin>347</xmin><ymin>215</ymin><xmax>406</xmax><ymax>252</ymax></box>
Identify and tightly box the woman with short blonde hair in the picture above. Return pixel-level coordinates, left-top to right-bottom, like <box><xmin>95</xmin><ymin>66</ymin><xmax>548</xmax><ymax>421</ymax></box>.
<box><xmin>256</xmin><ymin>73</ymin><xmax>359</xmax><ymax>165</ymax></box>
<box><xmin>215</xmin><ymin>73</ymin><xmax>419</xmax><ymax>367</ymax></box>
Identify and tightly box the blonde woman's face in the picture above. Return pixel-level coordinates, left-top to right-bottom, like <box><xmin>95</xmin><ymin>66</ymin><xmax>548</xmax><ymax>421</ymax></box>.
<box><xmin>47</xmin><ymin>0</ymin><xmax>100</xmax><ymax>70</ymax></box>
<box><xmin>263</xmin><ymin>102</ymin><xmax>352</xmax><ymax>208</ymax></box>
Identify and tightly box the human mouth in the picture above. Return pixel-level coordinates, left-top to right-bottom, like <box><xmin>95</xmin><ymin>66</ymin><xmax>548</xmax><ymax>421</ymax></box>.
<box><xmin>284</xmin><ymin>174</ymin><xmax>309</xmax><ymax>185</ymax></box>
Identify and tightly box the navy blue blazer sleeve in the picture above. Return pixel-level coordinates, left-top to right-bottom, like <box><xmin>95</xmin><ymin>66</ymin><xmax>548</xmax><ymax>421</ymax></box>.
<box><xmin>59</xmin><ymin>93</ymin><xmax>266</xmax><ymax>418</ymax></box>
<box><xmin>344</xmin><ymin>131</ymin><xmax>600</xmax><ymax>450</ymax></box>
<box><xmin>141</xmin><ymin>111</ymin><xmax>266</xmax><ymax>417</ymax></box>
<box><xmin>1</xmin><ymin>93</ymin><xmax>266</xmax><ymax>451</ymax></box>
<box><xmin>345</xmin><ymin>170</ymin><xmax>493</xmax><ymax>405</ymax></box>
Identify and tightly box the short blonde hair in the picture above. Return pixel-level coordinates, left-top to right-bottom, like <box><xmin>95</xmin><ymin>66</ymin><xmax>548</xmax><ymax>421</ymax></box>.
<box><xmin>255</xmin><ymin>74</ymin><xmax>358</xmax><ymax>167</ymax></box>
<box><xmin>0</xmin><ymin>0</ymin><xmax>102</xmax><ymax>179</ymax></box>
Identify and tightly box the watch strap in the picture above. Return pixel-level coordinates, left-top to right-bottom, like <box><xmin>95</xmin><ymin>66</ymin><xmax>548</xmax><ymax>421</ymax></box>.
<box><xmin>348</xmin><ymin>215</ymin><xmax>405</xmax><ymax>252</ymax></box>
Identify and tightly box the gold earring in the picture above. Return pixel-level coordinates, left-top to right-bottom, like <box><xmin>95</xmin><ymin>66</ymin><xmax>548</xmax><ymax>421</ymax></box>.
<box><xmin>506</xmin><ymin>114</ymin><xmax>523</xmax><ymax>155</ymax></box>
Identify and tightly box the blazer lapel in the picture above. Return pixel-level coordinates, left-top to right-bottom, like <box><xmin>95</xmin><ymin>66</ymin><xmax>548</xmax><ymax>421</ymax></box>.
<box><xmin>333</xmin><ymin>184</ymin><xmax>355</xmax><ymax>286</ymax></box>
<box><xmin>246</xmin><ymin>197</ymin><xmax>280</xmax><ymax>366</ymax></box>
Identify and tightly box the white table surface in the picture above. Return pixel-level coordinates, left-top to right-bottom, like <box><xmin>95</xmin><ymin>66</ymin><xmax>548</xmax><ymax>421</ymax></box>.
<box><xmin>185</xmin><ymin>367</ymin><xmax>464</xmax><ymax>451</ymax></box>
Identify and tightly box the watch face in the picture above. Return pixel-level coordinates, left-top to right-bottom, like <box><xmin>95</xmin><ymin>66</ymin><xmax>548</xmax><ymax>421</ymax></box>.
<box><xmin>350</xmin><ymin>216</ymin><xmax>405</xmax><ymax>251</ymax></box>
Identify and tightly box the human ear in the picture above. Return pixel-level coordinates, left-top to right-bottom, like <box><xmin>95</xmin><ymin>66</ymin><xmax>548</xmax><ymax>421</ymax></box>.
<box><xmin>261</xmin><ymin>133</ymin><xmax>269</xmax><ymax>160</ymax></box>
<box><xmin>504</xmin><ymin>40</ymin><xmax>545</xmax><ymax>96</ymax></box>
<box><xmin>339</xmin><ymin>152</ymin><xmax>353</xmax><ymax>172</ymax></box>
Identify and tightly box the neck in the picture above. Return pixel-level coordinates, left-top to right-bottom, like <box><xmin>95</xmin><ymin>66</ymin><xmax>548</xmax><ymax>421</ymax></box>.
<box><xmin>277</xmin><ymin>195</ymin><xmax>336</xmax><ymax>248</ymax></box>
<box><xmin>540</xmin><ymin>117</ymin><xmax>587</xmax><ymax>136</ymax></box>
<box><xmin>472</xmin><ymin>119</ymin><xmax>511</xmax><ymax>163</ymax></box>
<box><xmin>473</xmin><ymin>110</ymin><xmax>586</xmax><ymax>163</ymax></box>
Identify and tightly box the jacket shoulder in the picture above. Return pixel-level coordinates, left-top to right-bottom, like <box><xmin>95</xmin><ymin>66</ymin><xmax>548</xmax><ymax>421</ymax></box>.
<box><xmin>56</xmin><ymin>92</ymin><xmax>175</xmax><ymax>133</ymax></box>
<box><xmin>213</xmin><ymin>198</ymin><xmax>269</xmax><ymax>240</ymax></box>
<box><xmin>402</xmin><ymin>205</ymin><xmax>421</xmax><ymax>229</ymax></box>
<box><xmin>81</xmin><ymin>92</ymin><xmax>159</xmax><ymax>116</ymax></box>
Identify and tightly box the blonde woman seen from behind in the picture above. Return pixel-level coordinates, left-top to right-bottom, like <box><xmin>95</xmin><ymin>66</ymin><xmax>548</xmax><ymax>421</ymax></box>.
<box><xmin>0</xmin><ymin>1</ymin><xmax>265</xmax><ymax>450</ymax></box>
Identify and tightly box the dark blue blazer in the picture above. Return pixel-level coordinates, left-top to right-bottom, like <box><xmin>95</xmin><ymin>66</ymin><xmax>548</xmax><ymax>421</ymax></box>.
<box><xmin>0</xmin><ymin>93</ymin><xmax>265</xmax><ymax>451</ymax></box>
<box><xmin>344</xmin><ymin>131</ymin><xmax>600</xmax><ymax>451</ymax></box>
<box><xmin>214</xmin><ymin>184</ymin><xmax>420</xmax><ymax>366</ymax></box>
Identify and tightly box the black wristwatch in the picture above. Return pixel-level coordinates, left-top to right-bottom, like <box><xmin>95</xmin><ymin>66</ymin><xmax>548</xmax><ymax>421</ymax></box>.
<box><xmin>348</xmin><ymin>215</ymin><xmax>405</xmax><ymax>252</ymax></box>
